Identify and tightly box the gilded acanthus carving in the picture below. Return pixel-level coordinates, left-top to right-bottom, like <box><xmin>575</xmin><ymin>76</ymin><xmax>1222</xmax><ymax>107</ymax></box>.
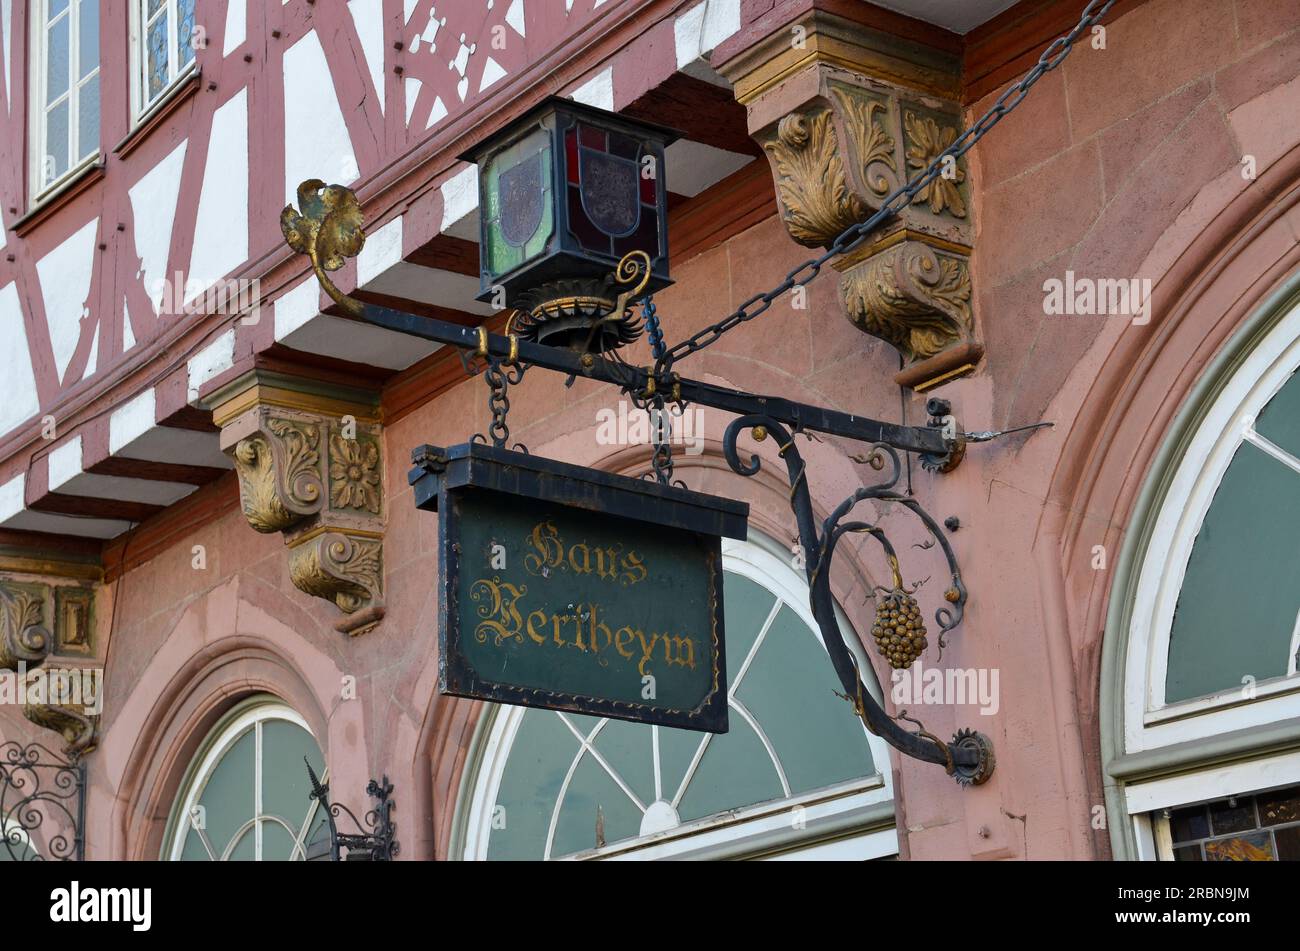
<box><xmin>840</xmin><ymin>241</ymin><xmax>973</xmax><ymax>363</ymax></box>
<box><xmin>288</xmin><ymin>532</ymin><xmax>383</xmax><ymax>620</ymax></box>
<box><xmin>23</xmin><ymin>700</ymin><xmax>99</xmax><ymax>757</ymax></box>
<box><xmin>0</xmin><ymin>580</ymin><xmax>101</xmax><ymax>757</ymax></box>
<box><xmin>722</xmin><ymin>14</ymin><xmax>982</xmax><ymax>390</ymax></box>
<box><xmin>904</xmin><ymin>111</ymin><xmax>967</xmax><ymax>218</ymax></box>
<box><xmin>761</xmin><ymin>111</ymin><xmax>867</xmax><ymax>248</ymax></box>
<box><xmin>232</xmin><ymin>418</ymin><xmax>324</xmax><ymax>532</ymax></box>
<box><xmin>219</xmin><ymin>398</ymin><xmax>386</xmax><ymax>634</ymax></box>
<box><xmin>0</xmin><ymin>586</ymin><xmax>50</xmax><ymax>670</ymax></box>
<box><xmin>832</xmin><ymin>87</ymin><xmax>896</xmax><ymax>197</ymax></box>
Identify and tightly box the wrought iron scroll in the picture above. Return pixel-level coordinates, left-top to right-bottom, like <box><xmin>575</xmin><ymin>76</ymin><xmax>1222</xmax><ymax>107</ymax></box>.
<box><xmin>0</xmin><ymin>741</ymin><xmax>86</xmax><ymax>861</ymax></box>
<box><xmin>722</xmin><ymin>416</ymin><xmax>993</xmax><ymax>784</ymax></box>
<box><xmin>305</xmin><ymin>758</ymin><xmax>398</xmax><ymax>861</ymax></box>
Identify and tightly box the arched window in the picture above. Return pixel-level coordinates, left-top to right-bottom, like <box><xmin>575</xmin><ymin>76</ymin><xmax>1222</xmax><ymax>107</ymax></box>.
<box><xmin>454</xmin><ymin>535</ymin><xmax>896</xmax><ymax>860</ymax></box>
<box><xmin>163</xmin><ymin>697</ymin><xmax>328</xmax><ymax>861</ymax></box>
<box><xmin>1107</xmin><ymin>284</ymin><xmax>1300</xmax><ymax>860</ymax></box>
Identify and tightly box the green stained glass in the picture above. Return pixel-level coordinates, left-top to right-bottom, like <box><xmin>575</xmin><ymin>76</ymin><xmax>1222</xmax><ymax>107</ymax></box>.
<box><xmin>484</xmin><ymin>128</ymin><xmax>553</xmax><ymax>281</ymax></box>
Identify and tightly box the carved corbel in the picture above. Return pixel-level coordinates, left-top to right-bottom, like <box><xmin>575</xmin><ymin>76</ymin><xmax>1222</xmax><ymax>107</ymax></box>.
<box><xmin>212</xmin><ymin>378</ymin><xmax>386</xmax><ymax>636</ymax></box>
<box><xmin>719</xmin><ymin>10</ymin><xmax>983</xmax><ymax>391</ymax></box>
<box><xmin>0</xmin><ymin>579</ymin><xmax>100</xmax><ymax>757</ymax></box>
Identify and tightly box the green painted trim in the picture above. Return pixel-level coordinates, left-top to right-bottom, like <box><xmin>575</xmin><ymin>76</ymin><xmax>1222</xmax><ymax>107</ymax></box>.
<box><xmin>1109</xmin><ymin>716</ymin><xmax>1300</xmax><ymax>783</ymax></box>
<box><xmin>1100</xmin><ymin>271</ymin><xmax>1300</xmax><ymax>859</ymax></box>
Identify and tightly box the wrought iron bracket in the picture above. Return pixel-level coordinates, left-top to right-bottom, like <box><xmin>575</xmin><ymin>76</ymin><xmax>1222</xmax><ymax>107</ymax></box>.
<box><xmin>305</xmin><ymin>759</ymin><xmax>398</xmax><ymax>861</ymax></box>
<box><xmin>0</xmin><ymin>741</ymin><xmax>86</xmax><ymax>860</ymax></box>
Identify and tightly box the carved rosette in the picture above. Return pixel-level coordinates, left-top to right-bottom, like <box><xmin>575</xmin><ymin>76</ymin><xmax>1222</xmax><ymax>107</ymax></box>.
<box><xmin>0</xmin><ymin>580</ymin><xmax>101</xmax><ymax>757</ymax></box>
<box><xmin>221</xmin><ymin>403</ymin><xmax>386</xmax><ymax>634</ymax></box>
<box><xmin>840</xmin><ymin>241</ymin><xmax>973</xmax><ymax>363</ymax></box>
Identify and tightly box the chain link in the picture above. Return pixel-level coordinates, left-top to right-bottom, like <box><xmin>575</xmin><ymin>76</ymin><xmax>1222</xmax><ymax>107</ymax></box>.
<box><xmin>658</xmin><ymin>0</ymin><xmax>1115</xmax><ymax>372</ymax></box>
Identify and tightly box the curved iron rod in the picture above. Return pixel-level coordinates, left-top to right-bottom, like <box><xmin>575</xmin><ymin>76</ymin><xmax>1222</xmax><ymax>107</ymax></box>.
<box><xmin>722</xmin><ymin>415</ymin><xmax>979</xmax><ymax>772</ymax></box>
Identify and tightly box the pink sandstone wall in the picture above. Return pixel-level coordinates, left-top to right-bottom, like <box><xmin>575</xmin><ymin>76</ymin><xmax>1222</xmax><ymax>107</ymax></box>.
<box><xmin>40</xmin><ymin>0</ymin><xmax>1300</xmax><ymax>859</ymax></box>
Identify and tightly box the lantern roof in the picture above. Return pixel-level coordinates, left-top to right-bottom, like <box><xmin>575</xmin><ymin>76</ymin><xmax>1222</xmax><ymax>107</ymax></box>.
<box><xmin>457</xmin><ymin>96</ymin><xmax>682</xmax><ymax>165</ymax></box>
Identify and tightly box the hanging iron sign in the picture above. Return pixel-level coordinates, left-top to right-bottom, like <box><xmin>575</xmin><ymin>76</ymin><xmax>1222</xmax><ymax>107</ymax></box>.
<box><xmin>408</xmin><ymin>443</ymin><xmax>747</xmax><ymax>733</ymax></box>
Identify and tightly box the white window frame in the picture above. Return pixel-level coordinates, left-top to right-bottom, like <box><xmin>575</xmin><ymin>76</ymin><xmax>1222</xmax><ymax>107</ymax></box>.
<box><xmin>1123</xmin><ymin>294</ymin><xmax>1300</xmax><ymax>757</ymax></box>
<box><xmin>162</xmin><ymin>698</ymin><xmax>326</xmax><ymax>861</ymax></box>
<box><xmin>128</xmin><ymin>0</ymin><xmax>199</xmax><ymax>123</ymax></box>
<box><xmin>455</xmin><ymin>533</ymin><xmax>898</xmax><ymax>861</ymax></box>
<box><xmin>28</xmin><ymin>0</ymin><xmax>101</xmax><ymax>200</ymax></box>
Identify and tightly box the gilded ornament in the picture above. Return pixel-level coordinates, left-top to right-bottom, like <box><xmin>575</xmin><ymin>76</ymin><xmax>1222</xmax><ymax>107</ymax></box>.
<box><xmin>281</xmin><ymin>180</ymin><xmax>367</xmax><ymax>316</ymax></box>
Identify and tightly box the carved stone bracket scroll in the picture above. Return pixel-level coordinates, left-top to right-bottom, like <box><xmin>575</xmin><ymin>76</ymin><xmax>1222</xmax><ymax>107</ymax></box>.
<box><xmin>719</xmin><ymin>10</ymin><xmax>983</xmax><ymax>391</ymax></box>
<box><xmin>210</xmin><ymin>372</ymin><xmax>386</xmax><ymax>635</ymax></box>
<box><xmin>0</xmin><ymin>574</ymin><xmax>101</xmax><ymax>758</ymax></box>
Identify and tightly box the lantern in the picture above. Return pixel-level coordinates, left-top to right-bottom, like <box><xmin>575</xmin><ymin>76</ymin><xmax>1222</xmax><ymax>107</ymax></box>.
<box><xmin>460</xmin><ymin>97</ymin><xmax>679</xmax><ymax>352</ymax></box>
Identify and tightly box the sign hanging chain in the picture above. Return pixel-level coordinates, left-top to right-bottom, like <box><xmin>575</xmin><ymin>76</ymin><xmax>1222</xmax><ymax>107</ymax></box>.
<box><xmin>655</xmin><ymin>0</ymin><xmax>1115</xmax><ymax>374</ymax></box>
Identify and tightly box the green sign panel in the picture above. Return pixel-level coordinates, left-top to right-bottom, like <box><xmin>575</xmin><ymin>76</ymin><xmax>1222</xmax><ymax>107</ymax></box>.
<box><xmin>409</xmin><ymin>443</ymin><xmax>748</xmax><ymax>733</ymax></box>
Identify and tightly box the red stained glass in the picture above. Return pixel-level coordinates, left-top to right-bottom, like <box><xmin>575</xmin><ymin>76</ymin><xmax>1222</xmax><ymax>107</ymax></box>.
<box><xmin>640</xmin><ymin>171</ymin><xmax>656</xmax><ymax>204</ymax></box>
<box><xmin>565</xmin><ymin>129</ymin><xmax>579</xmax><ymax>185</ymax></box>
<box><xmin>579</xmin><ymin>124</ymin><xmax>606</xmax><ymax>150</ymax></box>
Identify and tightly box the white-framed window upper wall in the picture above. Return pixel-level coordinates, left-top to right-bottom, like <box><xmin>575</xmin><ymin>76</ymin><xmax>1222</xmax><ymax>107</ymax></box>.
<box><xmin>129</xmin><ymin>0</ymin><xmax>198</xmax><ymax>121</ymax></box>
<box><xmin>1111</xmin><ymin>279</ymin><xmax>1300</xmax><ymax>860</ymax></box>
<box><xmin>29</xmin><ymin>0</ymin><xmax>101</xmax><ymax>198</ymax></box>
<box><xmin>161</xmin><ymin>696</ymin><xmax>329</xmax><ymax>861</ymax></box>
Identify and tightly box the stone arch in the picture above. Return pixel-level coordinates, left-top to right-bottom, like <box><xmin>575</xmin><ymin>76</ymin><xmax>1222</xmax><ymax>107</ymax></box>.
<box><xmin>99</xmin><ymin>576</ymin><xmax>363</xmax><ymax>860</ymax></box>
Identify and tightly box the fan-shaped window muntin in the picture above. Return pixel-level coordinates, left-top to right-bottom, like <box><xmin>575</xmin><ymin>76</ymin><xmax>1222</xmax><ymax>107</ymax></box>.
<box><xmin>458</xmin><ymin>536</ymin><xmax>896</xmax><ymax>860</ymax></box>
<box><xmin>163</xmin><ymin>698</ymin><xmax>328</xmax><ymax>861</ymax></box>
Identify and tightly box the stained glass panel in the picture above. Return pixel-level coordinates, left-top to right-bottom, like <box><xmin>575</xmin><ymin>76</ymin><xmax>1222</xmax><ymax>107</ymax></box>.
<box><xmin>147</xmin><ymin>12</ymin><xmax>169</xmax><ymax>101</ymax></box>
<box><xmin>1170</xmin><ymin>784</ymin><xmax>1300</xmax><ymax>861</ymax></box>
<box><xmin>177</xmin><ymin>0</ymin><xmax>196</xmax><ymax>67</ymax></box>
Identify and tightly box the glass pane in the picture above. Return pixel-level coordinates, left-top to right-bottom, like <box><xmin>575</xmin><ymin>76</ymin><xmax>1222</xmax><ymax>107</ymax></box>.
<box><xmin>736</xmin><ymin>603</ymin><xmax>876</xmax><ymax>791</ymax></box>
<box><xmin>260</xmin><ymin>819</ymin><xmax>297</xmax><ymax>861</ymax></box>
<box><xmin>1204</xmin><ymin>831</ymin><xmax>1274</xmax><ymax>861</ymax></box>
<box><xmin>43</xmin><ymin>100</ymin><xmax>70</xmax><ymax>185</ymax></box>
<box><xmin>552</xmin><ymin>753</ymin><xmax>642</xmax><ymax>855</ymax></box>
<box><xmin>486</xmin><ymin>711</ymin><xmax>577</xmax><ymax>860</ymax></box>
<box><xmin>1254</xmin><ymin>372</ymin><xmax>1300</xmax><ymax>458</ymax></box>
<box><xmin>1173</xmin><ymin>844</ymin><xmax>1203</xmax><ymax>861</ymax></box>
<box><xmin>590</xmin><ymin>718</ymin><xmax>654</xmax><ymax>809</ymax></box>
<box><xmin>260</xmin><ymin>719</ymin><xmax>323</xmax><ymax>826</ymax></box>
<box><xmin>194</xmin><ymin>728</ymin><xmax>256</xmax><ymax>859</ymax></box>
<box><xmin>76</xmin><ymin>73</ymin><xmax>99</xmax><ymax>161</ymax></box>
<box><xmin>177</xmin><ymin>0</ymin><xmax>196</xmax><ymax>67</ymax></box>
<box><xmin>225</xmin><ymin>826</ymin><xmax>256</xmax><ymax>861</ymax></box>
<box><xmin>1258</xmin><ymin>787</ymin><xmax>1300</xmax><ymax>826</ymax></box>
<box><xmin>50</xmin><ymin>0</ymin><xmax>70</xmax><ymax>18</ymax></box>
<box><xmin>677</xmin><ymin>713</ymin><xmax>784</xmax><ymax>823</ymax></box>
<box><xmin>147</xmin><ymin>13</ymin><xmax>169</xmax><ymax>101</ymax></box>
<box><xmin>1169</xmin><ymin>804</ymin><xmax>1210</xmax><ymax>842</ymax></box>
<box><xmin>77</xmin><ymin>0</ymin><xmax>98</xmax><ymax>78</ymax></box>
<box><xmin>147</xmin><ymin>0</ymin><xmax>165</xmax><ymax>17</ymax></box>
<box><xmin>1165</xmin><ymin>441</ymin><xmax>1300</xmax><ymax>702</ymax></box>
<box><xmin>1209</xmin><ymin>797</ymin><xmax>1256</xmax><ymax>835</ymax></box>
<box><xmin>1274</xmin><ymin>825</ymin><xmax>1300</xmax><ymax>860</ymax></box>
<box><xmin>46</xmin><ymin>16</ymin><xmax>70</xmax><ymax>104</ymax></box>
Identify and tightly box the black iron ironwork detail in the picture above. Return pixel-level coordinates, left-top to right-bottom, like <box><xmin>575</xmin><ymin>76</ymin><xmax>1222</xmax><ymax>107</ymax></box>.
<box><xmin>0</xmin><ymin>741</ymin><xmax>86</xmax><ymax>861</ymax></box>
<box><xmin>304</xmin><ymin>759</ymin><xmax>398</xmax><ymax>861</ymax></box>
<box><xmin>722</xmin><ymin>416</ymin><xmax>994</xmax><ymax>784</ymax></box>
